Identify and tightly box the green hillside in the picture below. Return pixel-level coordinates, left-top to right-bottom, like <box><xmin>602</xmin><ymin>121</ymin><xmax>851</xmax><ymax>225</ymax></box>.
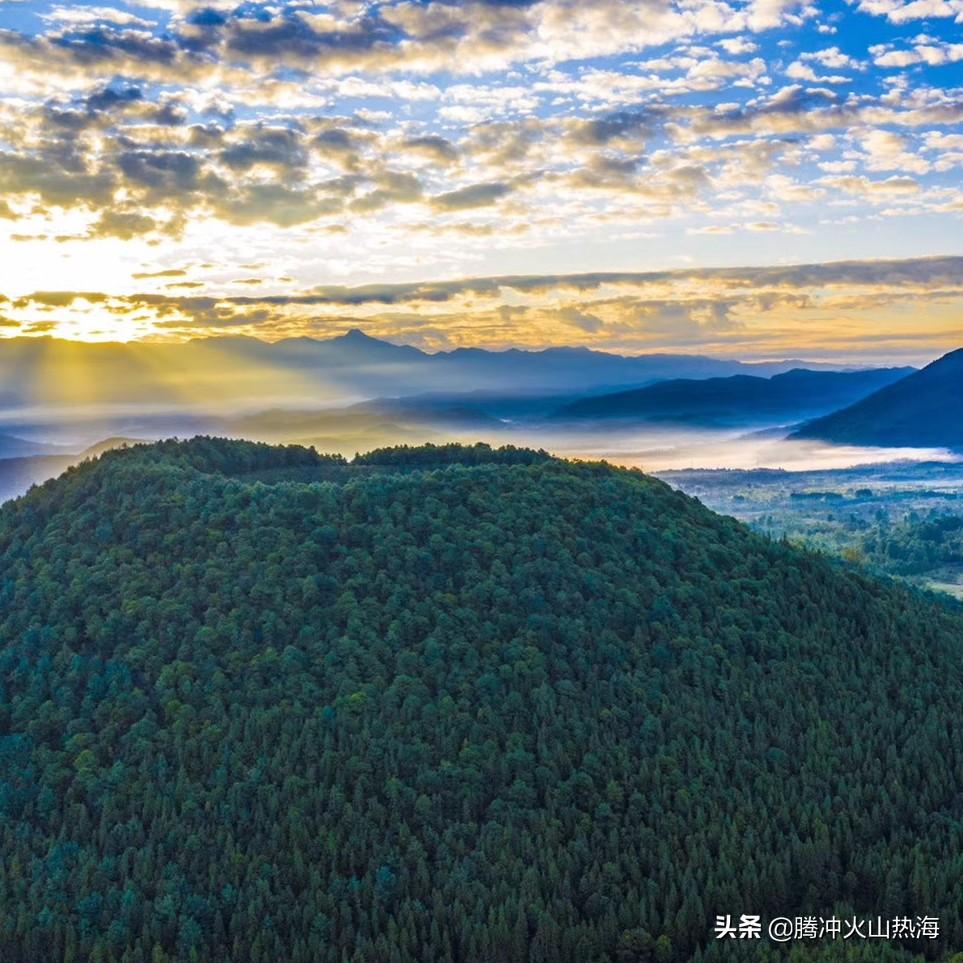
<box><xmin>1</xmin><ymin>439</ymin><xmax>962</xmax><ymax>963</ymax></box>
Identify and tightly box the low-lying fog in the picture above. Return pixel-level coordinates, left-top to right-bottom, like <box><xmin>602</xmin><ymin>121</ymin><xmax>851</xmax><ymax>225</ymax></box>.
<box><xmin>1</xmin><ymin>404</ymin><xmax>958</xmax><ymax>478</ymax></box>
<box><xmin>512</xmin><ymin>427</ymin><xmax>960</xmax><ymax>472</ymax></box>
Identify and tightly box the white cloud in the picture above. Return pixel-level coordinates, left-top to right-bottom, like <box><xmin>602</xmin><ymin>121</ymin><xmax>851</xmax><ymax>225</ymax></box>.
<box><xmin>856</xmin><ymin>0</ymin><xmax>963</xmax><ymax>23</ymax></box>
<box><xmin>872</xmin><ymin>40</ymin><xmax>963</xmax><ymax>67</ymax></box>
<box><xmin>717</xmin><ymin>36</ymin><xmax>759</xmax><ymax>54</ymax></box>
<box><xmin>859</xmin><ymin>128</ymin><xmax>931</xmax><ymax>173</ymax></box>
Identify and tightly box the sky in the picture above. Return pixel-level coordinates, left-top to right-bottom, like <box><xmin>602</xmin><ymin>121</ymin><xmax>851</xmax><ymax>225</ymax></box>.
<box><xmin>0</xmin><ymin>0</ymin><xmax>961</xmax><ymax>359</ymax></box>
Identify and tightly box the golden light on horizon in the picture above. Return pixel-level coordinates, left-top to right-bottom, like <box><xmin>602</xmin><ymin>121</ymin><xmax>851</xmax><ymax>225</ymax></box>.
<box><xmin>0</xmin><ymin>257</ymin><xmax>959</xmax><ymax>367</ymax></box>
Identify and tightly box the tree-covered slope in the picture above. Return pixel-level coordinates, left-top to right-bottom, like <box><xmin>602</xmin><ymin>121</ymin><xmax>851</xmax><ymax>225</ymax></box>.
<box><xmin>792</xmin><ymin>348</ymin><xmax>963</xmax><ymax>449</ymax></box>
<box><xmin>1</xmin><ymin>438</ymin><xmax>962</xmax><ymax>963</ymax></box>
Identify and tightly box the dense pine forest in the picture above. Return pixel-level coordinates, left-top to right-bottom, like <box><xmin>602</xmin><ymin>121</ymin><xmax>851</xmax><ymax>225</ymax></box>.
<box><xmin>2</xmin><ymin>438</ymin><xmax>963</xmax><ymax>963</ymax></box>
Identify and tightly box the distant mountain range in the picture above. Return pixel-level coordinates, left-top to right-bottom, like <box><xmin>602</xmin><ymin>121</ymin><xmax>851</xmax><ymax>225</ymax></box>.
<box><xmin>0</xmin><ymin>334</ymin><xmax>956</xmax><ymax>504</ymax></box>
<box><xmin>0</xmin><ymin>437</ymin><xmax>140</xmax><ymax>503</ymax></box>
<box><xmin>552</xmin><ymin>367</ymin><xmax>915</xmax><ymax>427</ymax></box>
<box><xmin>0</xmin><ymin>433</ymin><xmax>69</xmax><ymax>459</ymax></box>
<box><xmin>793</xmin><ymin>348</ymin><xmax>963</xmax><ymax>449</ymax></box>
<box><xmin>350</xmin><ymin>391</ymin><xmax>577</xmax><ymax>428</ymax></box>
<box><xmin>222</xmin><ymin>364</ymin><xmax>917</xmax><ymax>449</ymax></box>
<box><xmin>0</xmin><ymin>330</ymin><xmax>854</xmax><ymax>410</ymax></box>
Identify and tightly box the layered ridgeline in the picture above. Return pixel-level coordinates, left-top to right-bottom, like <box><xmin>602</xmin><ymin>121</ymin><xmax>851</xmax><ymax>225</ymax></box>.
<box><xmin>0</xmin><ymin>332</ymin><xmax>830</xmax><ymax>409</ymax></box>
<box><xmin>793</xmin><ymin>347</ymin><xmax>963</xmax><ymax>449</ymax></box>
<box><xmin>553</xmin><ymin>367</ymin><xmax>914</xmax><ymax>428</ymax></box>
<box><xmin>2</xmin><ymin>440</ymin><xmax>963</xmax><ymax>963</ymax></box>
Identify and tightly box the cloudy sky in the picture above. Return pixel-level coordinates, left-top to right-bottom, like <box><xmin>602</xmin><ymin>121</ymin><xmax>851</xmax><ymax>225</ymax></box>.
<box><xmin>0</xmin><ymin>0</ymin><xmax>961</xmax><ymax>358</ymax></box>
